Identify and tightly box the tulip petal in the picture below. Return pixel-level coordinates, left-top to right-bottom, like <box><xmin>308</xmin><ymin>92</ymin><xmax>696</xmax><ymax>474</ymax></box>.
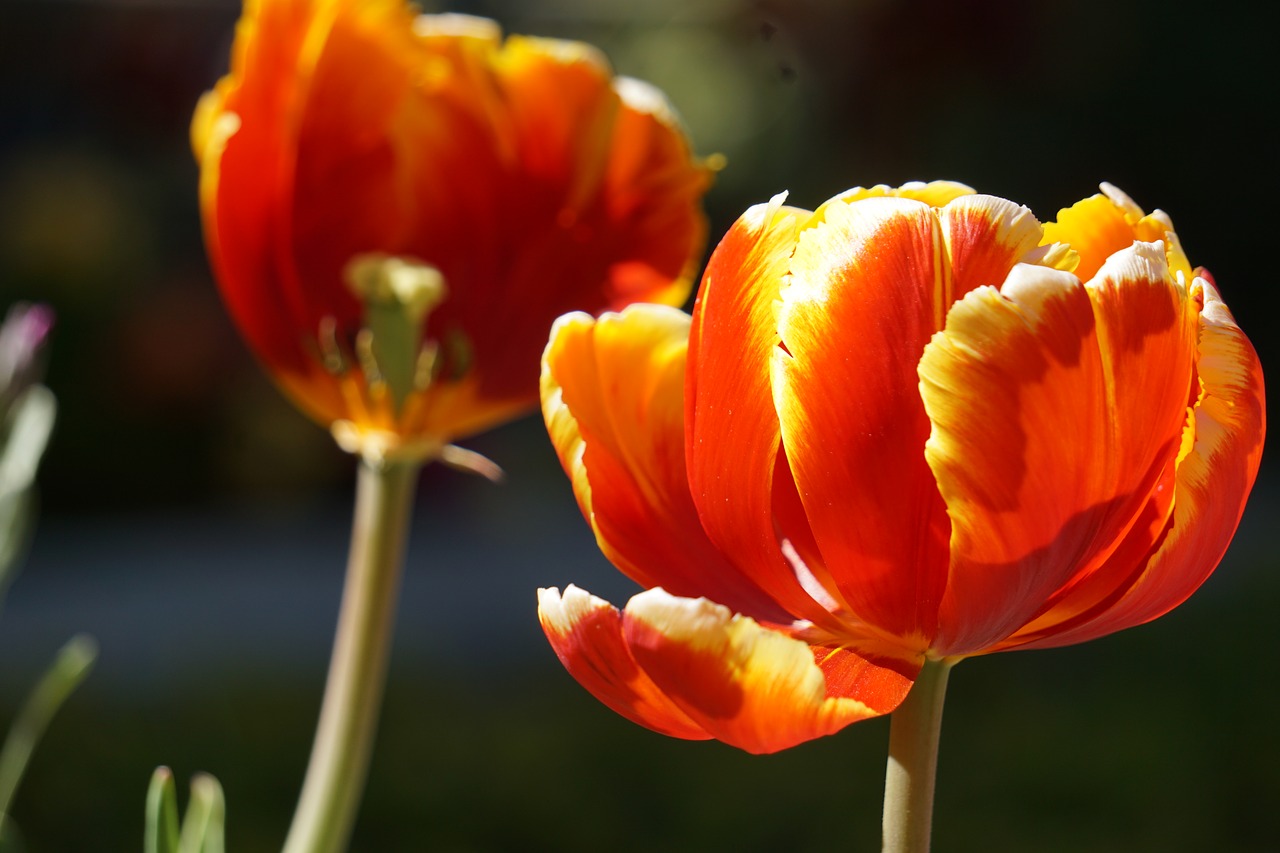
<box><xmin>920</xmin><ymin>244</ymin><xmax>1200</xmax><ymax>654</ymax></box>
<box><xmin>685</xmin><ymin>197</ymin><xmax>843</xmax><ymax>627</ymax></box>
<box><xmin>810</xmin><ymin>180</ymin><xmax>975</xmax><ymax>222</ymax></box>
<box><xmin>538</xmin><ymin>586</ymin><xmax>710</xmax><ymax>740</ymax></box>
<box><xmin>940</xmin><ymin>194</ymin><xmax>1046</xmax><ymax>303</ymax></box>
<box><xmin>197</xmin><ymin>0</ymin><xmax>347</xmax><ymax>416</ymax></box>
<box><xmin>541</xmin><ymin>305</ymin><xmax>786</xmax><ymax>619</ymax></box>
<box><xmin>600</xmin><ymin>77</ymin><xmax>713</xmax><ymax>308</ymax></box>
<box><xmin>771</xmin><ymin>193</ymin><xmax>1047</xmax><ymax>646</ymax></box>
<box><xmin>1011</xmin><ymin>277</ymin><xmax>1265</xmax><ymax>649</ymax></box>
<box><xmin>773</xmin><ymin>196</ymin><xmax>952</xmax><ymax>644</ymax></box>
<box><xmin>1042</xmin><ymin>184</ymin><xmax>1192</xmax><ymax>285</ymax></box>
<box><xmin>429</xmin><ymin>35</ymin><xmax>710</xmax><ymax>415</ymax></box>
<box><xmin>622</xmin><ymin>589</ymin><xmax>917</xmax><ymax>754</ymax></box>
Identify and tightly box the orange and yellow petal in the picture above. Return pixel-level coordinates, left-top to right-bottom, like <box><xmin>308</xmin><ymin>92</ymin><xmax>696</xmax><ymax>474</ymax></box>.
<box><xmin>939</xmin><ymin>194</ymin><xmax>1047</xmax><ymax>301</ymax></box>
<box><xmin>538</xmin><ymin>586</ymin><xmax>710</xmax><ymax>740</ymax></box>
<box><xmin>621</xmin><ymin>589</ymin><xmax>918</xmax><ymax>754</ymax></box>
<box><xmin>684</xmin><ymin>196</ymin><xmax>841</xmax><ymax>628</ymax></box>
<box><xmin>540</xmin><ymin>305</ymin><xmax>784</xmax><ymax>619</ymax></box>
<box><xmin>1042</xmin><ymin>183</ymin><xmax>1192</xmax><ymax>285</ymax></box>
<box><xmin>1013</xmin><ymin>276</ymin><xmax>1265</xmax><ymax>649</ymax></box>
<box><xmin>773</xmin><ymin>196</ymin><xmax>952</xmax><ymax>644</ymax></box>
<box><xmin>810</xmin><ymin>180</ymin><xmax>975</xmax><ymax>221</ymax></box>
<box><xmin>920</xmin><ymin>243</ymin><xmax>1199</xmax><ymax>655</ymax></box>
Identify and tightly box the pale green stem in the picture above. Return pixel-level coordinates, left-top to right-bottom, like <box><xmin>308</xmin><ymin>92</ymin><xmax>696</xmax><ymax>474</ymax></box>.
<box><xmin>882</xmin><ymin>658</ymin><xmax>954</xmax><ymax>853</ymax></box>
<box><xmin>282</xmin><ymin>459</ymin><xmax>419</xmax><ymax>853</ymax></box>
<box><xmin>0</xmin><ymin>635</ymin><xmax>97</xmax><ymax>828</ymax></box>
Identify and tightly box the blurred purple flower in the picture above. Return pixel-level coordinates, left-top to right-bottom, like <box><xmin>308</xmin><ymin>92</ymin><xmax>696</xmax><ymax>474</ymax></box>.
<box><xmin>0</xmin><ymin>303</ymin><xmax>54</xmax><ymax>415</ymax></box>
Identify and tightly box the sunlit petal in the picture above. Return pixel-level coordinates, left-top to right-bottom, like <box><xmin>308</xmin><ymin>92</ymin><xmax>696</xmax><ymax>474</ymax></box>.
<box><xmin>540</xmin><ymin>306</ymin><xmax>784</xmax><ymax>618</ymax></box>
<box><xmin>1013</xmin><ymin>276</ymin><xmax>1265</xmax><ymax>648</ymax></box>
<box><xmin>538</xmin><ymin>586</ymin><xmax>710</xmax><ymax>740</ymax></box>
<box><xmin>773</xmin><ymin>196</ymin><xmax>950</xmax><ymax>645</ymax></box>
<box><xmin>812</xmin><ymin>180</ymin><xmax>975</xmax><ymax>219</ymax></box>
<box><xmin>684</xmin><ymin>197</ymin><xmax>840</xmax><ymax>628</ymax></box>
<box><xmin>622</xmin><ymin>589</ymin><xmax>917</xmax><ymax>754</ymax></box>
<box><xmin>921</xmin><ymin>244</ymin><xmax>1199</xmax><ymax>654</ymax></box>
<box><xmin>1042</xmin><ymin>183</ymin><xmax>1192</xmax><ymax>285</ymax></box>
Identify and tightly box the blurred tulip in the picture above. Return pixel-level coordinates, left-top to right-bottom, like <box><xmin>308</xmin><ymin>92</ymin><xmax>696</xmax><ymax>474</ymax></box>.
<box><xmin>538</xmin><ymin>181</ymin><xmax>1264</xmax><ymax>754</ymax></box>
<box><xmin>193</xmin><ymin>1</ymin><xmax>713</xmax><ymax>464</ymax></box>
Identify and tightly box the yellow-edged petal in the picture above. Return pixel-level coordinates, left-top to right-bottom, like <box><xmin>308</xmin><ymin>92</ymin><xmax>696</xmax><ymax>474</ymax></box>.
<box><xmin>540</xmin><ymin>305</ymin><xmax>785</xmax><ymax>619</ymax></box>
<box><xmin>920</xmin><ymin>243</ymin><xmax>1199</xmax><ymax>655</ymax></box>
<box><xmin>621</xmin><ymin>589</ymin><xmax>917</xmax><ymax>754</ymax></box>
<box><xmin>684</xmin><ymin>196</ymin><xmax>843</xmax><ymax>629</ymax></box>
<box><xmin>1012</xmin><ymin>275</ymin><xmax>1265</xmax><ymax>648</ymax></box>
<box><xmin>1042</xmin><ymin>183</ymin><xmax>1192</xmax><ymax>285</ymax></box>
<box><xmin>538</xmin><ymin>586</ymin><xmax>710</xmax><ymax>740</ymax></box>
<box><xmin>773</xmin><ymin>196</ymin><xmax>953</xmax><ymax>645</ymax></box>
<box><xmin>811</xmin><ymin>180</ymin><xmax>975</xmax><ymax>222</ymax></box>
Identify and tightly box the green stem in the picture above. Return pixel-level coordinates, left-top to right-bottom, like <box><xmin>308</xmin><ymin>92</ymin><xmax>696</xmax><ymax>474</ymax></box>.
<box><xmin>282</xmin><ymin>459</ymin><xmax>419</xmax><ymax>853</ymax></box>
<box><xmin>882</xmin><ymin>658</ymin><xmax>954</xmax><ymax>853</ymax></box>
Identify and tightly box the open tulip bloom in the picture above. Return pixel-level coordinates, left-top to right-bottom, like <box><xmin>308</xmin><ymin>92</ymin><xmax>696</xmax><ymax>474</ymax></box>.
<box><xmin>189</xmin><ymin>2</ymin><xmax>712</xmax><ymax>851</ymax></box>
<box><xmin>538</xmin><ymin>181</ymin><xmax>1264</xmax><ymax>851</ymax></box>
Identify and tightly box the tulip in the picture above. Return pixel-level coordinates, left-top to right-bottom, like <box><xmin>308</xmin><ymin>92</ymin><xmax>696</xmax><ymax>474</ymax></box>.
<box><xmin>193</xmin><ymin>0</ymin><xmax>713</xmax><ymax>466</ymax></box>
<box><xmin>190</xmin><ymin>3</ymin><xmax>714</xmax><ymax>852</ymax></box>
<box><xmin>538</xmin><ymin>181</ymin><xmax>1263</xmax><ymax>850</ymax></box>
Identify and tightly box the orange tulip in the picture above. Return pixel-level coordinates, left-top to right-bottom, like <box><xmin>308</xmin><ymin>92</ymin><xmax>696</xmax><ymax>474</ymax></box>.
<box><xmin>192</xmin><ymin>1</ymin><xmax>713</xmax><ymax>463</ymax></box>
<box><xmin>538</xmin><ymin>181</ymin><xmax>1264</xmax><ymax>754</ymax></box>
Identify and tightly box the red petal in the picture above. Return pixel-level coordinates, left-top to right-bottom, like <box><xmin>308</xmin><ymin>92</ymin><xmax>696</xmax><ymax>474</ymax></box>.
<box><xmin>773</xmin><ymin>196</ymin><xmax>951</xmax><ymax>644</ymax></box>
<box><xmin>426</xmin><ymin>35</ymin><xmax>711</xmax><ymax>413</ymax></box>
<box><xmin>538</xmin><ymin>586</ymin><xmax>710</xmax><ymax>740</ymax></box>
<box><xmin>685</xmin><ymin>197</ymin><xmax>841</xmax><ymax>628</ymax></box>
<box><xmin>198</xmin><ymin>0</ymin><xmax>340</xmax><ymax>410</ymax></box>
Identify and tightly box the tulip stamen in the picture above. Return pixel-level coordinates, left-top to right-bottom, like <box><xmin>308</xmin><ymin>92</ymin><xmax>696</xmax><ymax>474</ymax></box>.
<box><xmin>317</xmin><ymin>316</ymin><xmax>348</xmax><ymax>375</ymax></box>
<box><xmin>413</xmin><ymin>340</ymin><xmax>441</xmax><ymax>390</ymax></box>
<box><xmin>354</xmin><ymin>327</ymin><xmax>383</xmax><ymax>390</ymax></box>
<box><xmin>344</xmin><ymin>253</ymin><xmax>448</xmax><ymax>414</ymax></box>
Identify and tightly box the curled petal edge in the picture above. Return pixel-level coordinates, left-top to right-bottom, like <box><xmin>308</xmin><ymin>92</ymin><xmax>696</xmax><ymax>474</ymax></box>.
<box><xmin>539</xmin><ymin>585</ymin><xmax>920</xmax><ymax>753</ymax></box>
<box><xmin>538</xmin><ymin>585</ymin><xmax>711</xmax><ymax>740</ymax></box>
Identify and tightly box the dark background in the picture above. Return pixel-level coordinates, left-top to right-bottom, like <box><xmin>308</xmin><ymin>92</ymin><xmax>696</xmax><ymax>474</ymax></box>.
<box><xmin>0</xmin><ymin>0</ymin><xmax>1276</xmax><ymax>850</ymax></box>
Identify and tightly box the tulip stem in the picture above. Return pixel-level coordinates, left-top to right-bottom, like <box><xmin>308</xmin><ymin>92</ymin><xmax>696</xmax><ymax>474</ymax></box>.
<box><xmin>882</xmin><ymin>657</ymin><xmax>953</xmax><ymax>853</ymax></box>
<box><xmin>282</xmin><ymin>458</ymin><xmax>419</xmax><ymax>853</ymax></box>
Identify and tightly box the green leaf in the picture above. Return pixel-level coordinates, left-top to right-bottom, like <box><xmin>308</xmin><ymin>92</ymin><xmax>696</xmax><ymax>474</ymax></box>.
<box><xmin>176</xmin><ymin>774</ymin><xmax>224</xmax><ymax>853</ymax></box>
<box><xmin>0</xmin><ymin>635</ymin><xmax>97</xmax><ymax>819</ymax></box>
<box><xmin>146</xmin><ymin>771</ymin><xmax>226</xmax><ymax>853</ymax></box>
<box><xmin>144</xmin><ymin>767</ymin><xmax>180</xmax><ymax>853</ymax></box>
